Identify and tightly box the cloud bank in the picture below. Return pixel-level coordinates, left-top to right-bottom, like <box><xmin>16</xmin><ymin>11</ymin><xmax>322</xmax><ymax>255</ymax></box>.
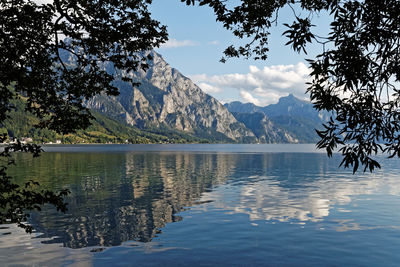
<box><xmin>190</xmin><ymin>62</ymin><xmax>310</xmax><ymax>106</ymax></box>
<box><xmin>159</xmin><ymin>39</ymin><xmax>197</xmax><ymax>49</ymax></box>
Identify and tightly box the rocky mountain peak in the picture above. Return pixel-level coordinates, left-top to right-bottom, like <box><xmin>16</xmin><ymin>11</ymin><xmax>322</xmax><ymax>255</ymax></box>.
<box><xmin>277</xmin><ymin>93</ymin><xmax>305</xmax><ymax>106</ymax></box>
<box><xmin>86</xmin><ymin>50</ymin><xmax>255</xmax><ymax>142</ymax></box>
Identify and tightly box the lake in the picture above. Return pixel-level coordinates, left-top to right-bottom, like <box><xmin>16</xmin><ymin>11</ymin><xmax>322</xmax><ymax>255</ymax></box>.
<box><xmin>1</xmin><ymin>144</ymin><xmax>400</xmax><ymax>266</ymax></box>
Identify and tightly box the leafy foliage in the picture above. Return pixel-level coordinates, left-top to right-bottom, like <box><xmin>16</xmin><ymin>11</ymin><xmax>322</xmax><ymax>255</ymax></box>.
<box><xmin>0</xmin><ymin>0</ymin><xmax>167</xmax><ymax>230</ymax></box>
<box><xmin>307</xmin><ymin>0</ymin><xmax>400</xmax><ymax>173</ymax></box>
<box><xmin>0</xmin><ymin>134</ymin><xmax>70</xmax><ymax>233</ymax></box>
<box><xmin>1</xmin><ymin>0</ymin><xmax>167</xmax><ymax>133</ymax></box>
<box><xmin>184</xmin><ymin>0</ymin><xmax>400</xmax><ymax>172</ymax></box>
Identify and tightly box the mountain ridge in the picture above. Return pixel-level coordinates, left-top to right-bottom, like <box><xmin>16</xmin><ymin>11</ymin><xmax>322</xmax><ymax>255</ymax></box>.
<box><xmin>2</xmin><ymin>51</ymin><xmax>328</xmax><ymax>144</ymax></box>
<box><xmin>224</xmin><ymin>94</ymin><xmax>330</xmax><ymax>143</ymax></box>
<box><xmin>85</xmin><ymin>51</ymin><xmax>256</xmax><ymax>142</ymax></box>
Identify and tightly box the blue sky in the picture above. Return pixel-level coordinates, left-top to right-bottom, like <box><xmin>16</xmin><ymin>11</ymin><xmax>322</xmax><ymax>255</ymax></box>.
<box><xmin>36</xmin><ymin>0</ymin><xmax>330</xmax><ymax>106</ymax></box>
<box><xmin>150</xmin><ymin>0</ymin><xmax>330</xmax><ymax>106</ymax></box>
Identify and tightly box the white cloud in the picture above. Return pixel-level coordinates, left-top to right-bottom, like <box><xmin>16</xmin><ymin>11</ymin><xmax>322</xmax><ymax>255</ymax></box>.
<box><xmin>239</xmin><ymin>90</ymin><xmax>261</xmax><ymax>106</ymax></box>
<box><xmin>191</xmin><ymin>62</ymin><xmax>311</xmax><ymax>106</ymax></box>
<box><xmin>208</xmin><ymin>40</ymin><xmax>220</xmax><ymax>45</ymax></box>
<box><xmin>159</xmin><ymin>39</ymin><xmax>197</xmax><ymax>49</ymax></box>
<box><xmin>198</xmin><ymin>82</ymin><xmax>222</xmax><ymax>94</ymax></box>
<box><xmin>190</xmin><ymin>74</ymin><xmax>208</xmax><ymax>81</ymax></box>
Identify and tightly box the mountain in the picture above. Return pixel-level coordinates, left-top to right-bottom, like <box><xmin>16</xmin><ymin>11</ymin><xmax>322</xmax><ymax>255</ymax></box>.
<box><xmin>262</xmin><ymin>94</ymin><xmax>329</xmax><ymax>123</ymax></box>
<box><xmin>231</xmin><ymin>112</ymin><xmax>298</xmax><ymax>143</ymax></box>
<box><xmin>262</xmin><ymin>94</ymin><xmax>329</xmax><ymax>142</ymax></box>
<box><xmin>1</xmin><ymin>97</ymin><xmax>208</xmax><ymax>144</ymax></box>
<box><xmin>86</xmin><ymin>51</ymin><xmax>255</xmax><ymax>142</ymax></box>
<box><xmin>3</xmin><ymin>50</ymin><xmax>329</xmax><ymax>144</ymax></box>
<box><xmin>225</xmin><ymin>94</ymin><xmax>330</xmax><ymax>143</ymax></box>
<box><xmin>224</xmin><ymin>101</ymin><xmax>262</xmax><ymax>114</ymax></box>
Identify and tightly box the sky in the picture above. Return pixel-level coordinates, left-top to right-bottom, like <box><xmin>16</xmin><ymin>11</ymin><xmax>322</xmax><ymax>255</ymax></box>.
<box><xmin>150</xmin><ymin>0</ymin><xmax>331</xmax><ymax>106</ymax></box>
<box><xmin>34</xmin><ymin>0</ymin><xmax>330</xmax><ymax>106</ymax></box>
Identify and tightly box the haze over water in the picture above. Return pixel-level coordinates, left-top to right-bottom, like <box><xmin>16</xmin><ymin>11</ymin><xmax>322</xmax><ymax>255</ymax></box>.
<box><xmin>1</xmin><ymin>144</ymin><xmax>400</xmax><ymax>266</ymax></box>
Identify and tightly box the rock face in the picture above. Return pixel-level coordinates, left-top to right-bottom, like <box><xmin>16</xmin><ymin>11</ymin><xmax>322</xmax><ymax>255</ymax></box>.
<box><xmin>86</xmin><ymin>51</ymin><xmax>254</xmax><ymax>142</ymax></box>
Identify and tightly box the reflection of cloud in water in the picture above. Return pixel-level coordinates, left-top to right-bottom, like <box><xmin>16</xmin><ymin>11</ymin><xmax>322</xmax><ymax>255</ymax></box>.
<box><xmin>0</xmin><ymin>225</ymin><xmax>93</xmax><ymax>266</ymax></box>
<box><xmin>333</xmin><ymin>219</ymin><xmax>400</xmax><ymax>232</ymax></box>
<box><xmin>199</xmin><ymin>171</ymin><xmax>400</xmax><ymax>224</ymax></box>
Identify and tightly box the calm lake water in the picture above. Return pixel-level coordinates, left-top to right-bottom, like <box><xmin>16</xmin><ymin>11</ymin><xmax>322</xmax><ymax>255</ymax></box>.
<box><xmin>1</xmin><ymin>144</ymin><xmax>400</xmax><ymax>266</ymax></box>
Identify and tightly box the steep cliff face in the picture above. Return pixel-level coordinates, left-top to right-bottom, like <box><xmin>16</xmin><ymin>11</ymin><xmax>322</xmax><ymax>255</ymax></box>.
<box><xmin>86</xmin><ymin>51</ymin><xmax>254</xmax><ymax>142</ymax></box>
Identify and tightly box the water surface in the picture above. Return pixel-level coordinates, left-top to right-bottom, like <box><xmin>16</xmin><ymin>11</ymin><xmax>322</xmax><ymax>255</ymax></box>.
<box><xmin>1</xmin><ymin>144</ymin><xmax>400</xmax><ymax>266</ymax></box>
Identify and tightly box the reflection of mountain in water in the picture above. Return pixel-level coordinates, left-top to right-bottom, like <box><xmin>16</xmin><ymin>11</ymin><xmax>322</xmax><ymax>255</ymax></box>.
<box><xmin>14</xmin><ymin>152</ymin><xmax>235</xmax><ymax>248</ymax></box>
<box><xmin>10</xmin><ymin>151</ymin><xmax>400</xmax><ymax>249</ymax></box>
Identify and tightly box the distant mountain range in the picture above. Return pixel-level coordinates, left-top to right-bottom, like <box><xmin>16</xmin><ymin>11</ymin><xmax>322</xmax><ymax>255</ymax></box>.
<box><xmin>2</xmin><ymin>51</ymin><xmax>329</xmax><ymax>144</ymax></box>
<box><xmin>224</xmin><ymin>94</ymin><xmax>330</xmax><ymax>143</ymax></box>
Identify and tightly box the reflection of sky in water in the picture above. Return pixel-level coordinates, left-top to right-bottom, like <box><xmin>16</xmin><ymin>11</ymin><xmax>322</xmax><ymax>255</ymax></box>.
<box><xmin>195</xmin><ymin>154</ymin><xmax>400</xmax><ymax>231</ymax></box>
<box><xmin>0</xmin><ymin>224</ymin><xmax>94</xmax><ymax>266</ymax></box>
<box><xmin>200</xmin><ymin>173</ymin><xmax>400</xmax><ymax>224</ymax></box>
<box><xmin>202</xmin><ymin>173</ymin><xmax>400</xmax><ymax>222</ymax></box>
<box><xmin>2</xmin><ymin>146</ymin><xmax>400</xmax><ymax>266</ymax></box>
